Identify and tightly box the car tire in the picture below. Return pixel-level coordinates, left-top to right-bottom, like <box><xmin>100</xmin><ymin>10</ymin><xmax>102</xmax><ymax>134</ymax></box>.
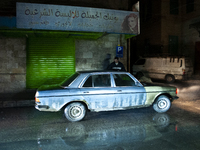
<box><xmin>153</xmin><ymin>95</ymin><xmax>171</xmax><ymax>113</ymax></box>
<box><xmin>64</xmin><ymin>102</ymin><xmax>86</xmax><ymax>122</ymax></box>
<box><xmin>165</xmin><ymin>74</ymin><xmax>175</xmax><ymax>83</ymax></box>
<box><xmin>64</xmin><ymin>122</ymin><xmax>86</xmax><ymax>146</ymax></box>
<box><xmin>153</xmin><ymin>113</ymin><xmax>170</xmax><ymax>132</ymax></box>
<box><xmin>153</xmin><ymin>113</ymin><xmax>170</xmax><ymax>127</ymax></box>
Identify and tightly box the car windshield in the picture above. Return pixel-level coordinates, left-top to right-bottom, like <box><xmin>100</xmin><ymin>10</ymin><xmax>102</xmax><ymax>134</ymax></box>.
<box><xmin>60</xmin><ymin>72</ymin><xmax>79</xmax><ymax>86</ymax></box>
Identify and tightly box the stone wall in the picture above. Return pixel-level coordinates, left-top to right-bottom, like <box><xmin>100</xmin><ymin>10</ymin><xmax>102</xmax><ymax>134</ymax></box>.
<box><xmin>0</xmin><ymin>38</ymin><xmax>27</xmax><ymax>100</ymax></box>
<box><xmin>0</xmin><ymin>35</ymin><xmax>127</xmax><ymax>100</ymax></box>
<box><xmin>75</xmin><ymin>34</ymin><xmax>127</xmax><ymax>71</ymax></box>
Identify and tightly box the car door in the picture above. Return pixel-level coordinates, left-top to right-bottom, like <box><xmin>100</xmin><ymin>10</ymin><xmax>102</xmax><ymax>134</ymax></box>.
<box><xmin>79</xmin><ymin>73</ymin><xmax>117</xmax><ymax>111</ymax></box>
<box><xmin>111</xmin><ymin>73</ymin><xmax>146</xmax><ymax>108</ymax></box>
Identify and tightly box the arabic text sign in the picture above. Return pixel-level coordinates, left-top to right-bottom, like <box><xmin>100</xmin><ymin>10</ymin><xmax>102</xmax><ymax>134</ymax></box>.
<box><xmin>16</xmin><ymin>3</ymin><xmax>139</xmax><ymax>35</ymax></box>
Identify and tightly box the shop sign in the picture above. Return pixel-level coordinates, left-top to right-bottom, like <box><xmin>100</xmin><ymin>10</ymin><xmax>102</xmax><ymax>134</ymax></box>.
<box><xmin>16</xmin><ymin>2</ymin><xmax>139</xmax><ymax>35</ymax></box>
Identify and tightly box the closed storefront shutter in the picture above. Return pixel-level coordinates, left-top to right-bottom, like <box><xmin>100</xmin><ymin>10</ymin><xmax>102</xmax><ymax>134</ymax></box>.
<box><xmin>27</xmin><ymin>37</ymin><xmax>75</xmax><ymax>89</ymax></box>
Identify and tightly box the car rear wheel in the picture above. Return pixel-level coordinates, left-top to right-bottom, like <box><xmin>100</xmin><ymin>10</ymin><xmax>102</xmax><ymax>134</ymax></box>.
<box><xmin>64</xmin><ymin>102</ymin><xmax>86</xmax><ymax>122</ymax></box>
<box><xmin>153</xmin><ymin>95</ymin><xmax>171</xmax><ymax>113</ymax></box>
<box><xmin>165</xmin><ymin>74</ymin><xmax>175</xmax><ymax>83</ymax></box>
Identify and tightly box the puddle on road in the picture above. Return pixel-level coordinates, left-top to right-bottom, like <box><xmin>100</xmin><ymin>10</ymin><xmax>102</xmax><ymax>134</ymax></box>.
<box><xmin>36</xmin><ymin>112</ymin><xmax>182</xmax><ymax>149</ymax></box>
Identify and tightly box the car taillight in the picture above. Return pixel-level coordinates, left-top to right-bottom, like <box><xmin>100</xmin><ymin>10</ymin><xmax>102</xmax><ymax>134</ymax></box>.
<box><xmin>35</xmin><ymin>97</ymin><xmax>40</xmax><ymax>103</ymax></box>
<box><xmin>176</xmin><ymin>88</ymin><xmax>178</xmax><ymax>94</ymax></box>
<box><xmin>182</xmin><ymin>69</ymin><xmax>185</xmax><ymax>75</ymax></box>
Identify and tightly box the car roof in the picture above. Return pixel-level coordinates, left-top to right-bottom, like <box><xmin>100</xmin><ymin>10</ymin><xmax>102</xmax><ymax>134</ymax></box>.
<box><xmin>65</xmin><ymin>70</ymin><xmax>141</xmax><ymax>88</ymax></box>
<box><xmin>77</xmin><ymin>70</ymin><xmax>128</xmax><ymax>74</ymax></box>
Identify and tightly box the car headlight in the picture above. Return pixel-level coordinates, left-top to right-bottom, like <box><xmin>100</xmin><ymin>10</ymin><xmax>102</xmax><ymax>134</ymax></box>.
<box><xmin>35</xmin><ymin>91</ymin><xmax>39</xmax><ymax>97</ymax></box>
<box><xmin>35</xmin><ymin>91</ymin><xmax>40</xmax><ymax>103</ymax></box>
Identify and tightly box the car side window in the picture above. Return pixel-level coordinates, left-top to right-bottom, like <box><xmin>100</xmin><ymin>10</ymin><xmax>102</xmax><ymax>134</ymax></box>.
<box><xmin>113</xmin><ymin>74</ymin><xmax>135</xmax><ymax>86</ymax></box>
<box><xmin>83</xmin><ymin>76</ymin><xmax>92</xmax><ymax>87</ymax></box>
<box><xmin>83</xmin><ymin>74</ymin><xmax>111</xmax><ymax>87</ymax></box>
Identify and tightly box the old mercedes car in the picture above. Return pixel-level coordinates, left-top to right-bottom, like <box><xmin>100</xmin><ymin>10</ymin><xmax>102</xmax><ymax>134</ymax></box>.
<box><xmin>35</xmin><ymin>71</ymin><xmax>178</xmax><ymax>122</ymax></box>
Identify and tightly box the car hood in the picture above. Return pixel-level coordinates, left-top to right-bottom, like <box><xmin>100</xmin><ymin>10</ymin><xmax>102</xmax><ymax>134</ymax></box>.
<box><xmin>143</xmin><ymin>82</ymin><xmax>176</xmax><ymax>92</ymax></box>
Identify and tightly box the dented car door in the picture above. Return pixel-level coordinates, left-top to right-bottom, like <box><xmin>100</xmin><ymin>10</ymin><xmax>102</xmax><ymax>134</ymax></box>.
<box><xmin>79</xmin><ymin>73</ymin><xmax>146</xmax><ymax>112</ymax></box>
<box><xmin>80</xmin><ymin>73</ymin><xmax>117</xmax><ymax>111</ymax></box>
<box><xmin>111</xmin><ymin>73</ymin><xmax>146</xmax><ymax>108</ymax></box>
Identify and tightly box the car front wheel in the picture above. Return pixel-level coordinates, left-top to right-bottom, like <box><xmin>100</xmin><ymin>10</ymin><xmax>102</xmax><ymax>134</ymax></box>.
<box><xmin>153</xmin><ymin>95</ymin><xmax>171</xmax><ymax>113</ymax></box>
<box><xmin>165</xmin><ymin>74</ymin><xmax>175</xmax><ymax>83</ymax></box>
<box><xmin>64</xmin><ymin>102</ymin><xmax>86</xmax><ymax>122</ymax></box>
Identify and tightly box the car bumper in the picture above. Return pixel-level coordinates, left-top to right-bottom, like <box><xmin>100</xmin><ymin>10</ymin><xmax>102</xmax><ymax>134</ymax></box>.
<box><xmin>35</xmin><ymin>104</ymin><xmax>59</xmax><ymax>111</ymax></box>
<box><xmin>35</xmin><ymin>104</ymin><xmax>49</xmax><ymax>111</ymax></box>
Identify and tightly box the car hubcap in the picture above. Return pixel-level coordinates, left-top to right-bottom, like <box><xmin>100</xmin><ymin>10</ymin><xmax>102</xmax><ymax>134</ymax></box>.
<box><xmin>167</xmin><ymin>77</ymin><xmax>172</xmax><ymax>82</ymax></box>
<box><xmin>70</xmin><ymin>106</ymin><xmax>82</xmax><ymax>118</ymax></box>
<box><xmin>158</xmin><ymin>100</ymin><xmax>167</xmax><ymax>109</ymax></box>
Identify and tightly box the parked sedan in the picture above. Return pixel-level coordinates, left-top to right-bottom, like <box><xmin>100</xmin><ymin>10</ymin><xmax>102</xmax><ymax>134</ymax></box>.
<box><xmin>35</xmin><ymin>71</ymin><xmax>178</xmax><ymax>122</ymax></box>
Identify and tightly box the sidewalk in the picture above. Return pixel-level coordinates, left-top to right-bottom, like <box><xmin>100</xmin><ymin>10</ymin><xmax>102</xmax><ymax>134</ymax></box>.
<box><xmin>0</xmin><ymin>89</ymin><xmax>36</xmax><ymax>108</ymax></box>
<box><xmin>0</xmin><ymin>99</ymin><xmax>35</xmax><ymax>108</ymax></box>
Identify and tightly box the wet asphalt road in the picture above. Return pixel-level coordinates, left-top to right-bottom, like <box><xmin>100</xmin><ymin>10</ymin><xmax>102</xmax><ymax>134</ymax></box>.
<box><xmin>0</xmin><ymin>80</ymin><xmax>200</xmax><ymax>150</ymax></box>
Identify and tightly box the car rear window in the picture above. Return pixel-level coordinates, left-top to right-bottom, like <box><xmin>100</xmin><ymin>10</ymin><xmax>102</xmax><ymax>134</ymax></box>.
<box><xmin>61</xmin><ymin>72</ymin><xmax>79</xmax><ymax>86</ymax></box>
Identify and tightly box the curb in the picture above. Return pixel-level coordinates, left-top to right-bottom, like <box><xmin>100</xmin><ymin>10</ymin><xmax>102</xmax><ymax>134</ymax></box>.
<box><xmin>0</xmin><ymin>100</ymin><xmax>35</xmax><ymax>108</ymax></box>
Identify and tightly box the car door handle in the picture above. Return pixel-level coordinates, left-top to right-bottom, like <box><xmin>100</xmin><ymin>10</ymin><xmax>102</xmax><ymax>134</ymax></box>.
<box><xmin>117</xmin><ymin>90</ymin><xmax>122</xmax><ymax>92</ymax></box>
<box><xmin>83</xmin><ymin>91</ymin><xmax>89</xmax><ymax>93</ymax></box>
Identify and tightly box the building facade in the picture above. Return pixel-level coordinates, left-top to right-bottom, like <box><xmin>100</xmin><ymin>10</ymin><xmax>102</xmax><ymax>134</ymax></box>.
<box><xmin>131</xmin><ymin>0</ymin><xmax>200</xmax><ymax>74</ymax></box>
<box><xmin>0</xmin><ymin>0</ymin><xmax>135</xmax><ymax>100</ymax></box>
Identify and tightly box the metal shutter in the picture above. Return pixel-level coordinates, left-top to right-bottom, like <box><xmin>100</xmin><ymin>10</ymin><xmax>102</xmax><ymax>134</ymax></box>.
<box><xmin>27</xmin><ymin>37</ymin><xmax>75</xmax><ymax>89</ymax></box>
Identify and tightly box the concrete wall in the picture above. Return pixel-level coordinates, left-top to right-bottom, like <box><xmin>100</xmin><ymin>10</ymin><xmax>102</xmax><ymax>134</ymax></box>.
<box><xmin>181</xmin><ymin>19</ymin><xmax>199</xmax><ymax>62</ymax></box>
<box><xmin>180</xmin><ymin>0</ymin><xmax>200</xmax><ymax>64</ymax></box>
<box><xmin>75</xmin><ymin>34</ymin><xmax>127</xmax><ymax>71</ymax></box>
<box><xmin>0</xmin><ymin>38</ymin><xmax>26</xmax><ymax>100</ymax></box>
<box><xmin>161</xmin><ymin>0</ymin><xmax>182</xmax><ymax>54</ymax></box>
<box><xmin>135</xmin><ymin>0</ymin><xmax>162</xmax><ymax>56</ymax></box>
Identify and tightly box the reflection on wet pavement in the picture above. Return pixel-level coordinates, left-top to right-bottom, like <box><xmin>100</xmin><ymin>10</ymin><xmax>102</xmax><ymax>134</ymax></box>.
<box><xmin>0</xmin><ymin>107</ymin><xmax>200</xmax><ymax>150</ymax></box>
<box><xmin>37</xmin><ymin>112</ymin><xmax>171</xmax><ymax>150</ymax></box>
